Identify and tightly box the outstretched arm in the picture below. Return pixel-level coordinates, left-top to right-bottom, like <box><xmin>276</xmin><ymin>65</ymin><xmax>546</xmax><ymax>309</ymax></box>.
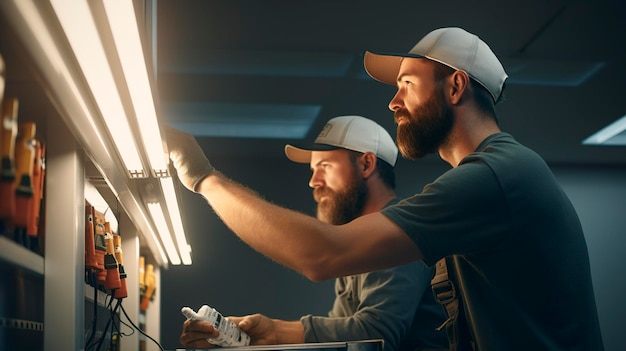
<box><xmin>167</xmin><ymin>126</ymin><xmax>423</xmax><ymax>280</ymax></box>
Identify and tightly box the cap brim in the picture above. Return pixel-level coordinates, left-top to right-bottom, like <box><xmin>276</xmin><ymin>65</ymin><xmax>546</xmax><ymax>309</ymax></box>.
<box><xmin>284</xmin><ymin>143</ymin><xmax>340</xmax><ymax>164</ymax></box>
<box><xmin>364</xmin><ymin>51</ymin><xmax>426</xmax><ymax>85</ymax></box>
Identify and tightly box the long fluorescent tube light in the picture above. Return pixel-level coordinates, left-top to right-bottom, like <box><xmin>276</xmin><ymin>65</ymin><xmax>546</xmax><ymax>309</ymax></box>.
<box><xmin>102</xmin><ymin>0</ymin><xmax>169</xmax><ymax>177</ymax></box>
<box><xmin>582</xmin><ymin>114</ymin><xmax>626</xmax><ymax>145</ymax></box>
<box><xmin>160</xmin><ymin>177</ymin><xmax>192</xmax><ymax>265</ymax></box>
<box><xmin>49</xmin><ymin>0</ymin><xmax>147</xmax><ymax>178</ymax></box>
<box><xmin>147</xmin><ymin>202</ymin><xmax>181</xmax><ymax>265</ymax></box>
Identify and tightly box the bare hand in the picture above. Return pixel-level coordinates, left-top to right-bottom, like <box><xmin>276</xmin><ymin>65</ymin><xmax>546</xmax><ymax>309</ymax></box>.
<box><xmin>179</xmin><ymin>319</ymin><xmax>220</xmax><ymax>349</ymax></box>
<box><xmin>230</xmin><ymin>314</ymin><xmax>279</xmax><ymax>345</ymax></box>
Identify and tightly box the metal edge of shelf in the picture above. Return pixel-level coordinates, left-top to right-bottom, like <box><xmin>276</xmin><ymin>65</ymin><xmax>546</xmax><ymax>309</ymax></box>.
<box><xmin>0</xmin><ymin>236</ymin><xmax>44</xmax><ymax>276</ymax></box>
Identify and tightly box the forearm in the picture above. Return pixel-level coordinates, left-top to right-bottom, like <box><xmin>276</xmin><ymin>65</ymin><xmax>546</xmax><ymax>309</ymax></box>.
<box><xmin>272</xmin><ymin>319</ymin><xmax>306</xmax><ymax>344</ymax></box>
<box><xmin>196</xmin><ymin>171</ymin><xmax>341</xmax><ymax>280</ymax></box>
<box><xmin>194</xmin><ymin>172</ymin><xmax>421</xmax><ymax>280</ymax></box>
<box><xmin>166</xmin><ymin>126</ymin><xmax>419</xmax><ymax>277</ymax></box>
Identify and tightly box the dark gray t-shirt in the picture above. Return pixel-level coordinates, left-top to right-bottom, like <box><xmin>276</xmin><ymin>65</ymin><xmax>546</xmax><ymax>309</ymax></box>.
<box><xmin>382</xmin><ymin>133</ymin><xmax>604</xmax><ymax>350</ymax></box>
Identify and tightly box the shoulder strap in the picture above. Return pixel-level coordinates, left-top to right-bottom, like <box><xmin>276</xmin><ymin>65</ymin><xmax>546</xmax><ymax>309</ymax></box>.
<box><xmin>431</xmin><ymin>257</ymin><xmax>472</xmax><ymax>351</ymax></box>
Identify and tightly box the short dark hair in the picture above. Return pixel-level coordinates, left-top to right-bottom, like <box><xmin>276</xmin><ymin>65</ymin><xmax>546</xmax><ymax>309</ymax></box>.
<box><xmin>347</xmin><ymin>150</ymin><xmax>396</xmax><ymax>190</ymax></box>
<box><xmin>431</xmin><ymin>60</ymin><xmax>503</xmax><ymax>124</ymax></box>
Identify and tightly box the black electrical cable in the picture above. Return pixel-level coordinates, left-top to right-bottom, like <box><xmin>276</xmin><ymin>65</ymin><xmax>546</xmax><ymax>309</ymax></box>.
<box><xmin>84</xmin><ymin>270</ymin><xmax>99</xmax><ymax>349</ymax></box>
<box><xmin>109</xmin><ymin>291</ymin><xmax>135</xmax><ymax>337</ymax></box>
<box><xmin>118</xmin><ymin>300</ymin><xmax>165</xmax><ymax>351</ymax></box>
<box><xmin>93</xmin><ymin>298</ymin><xmax>121</xmax><ymax>351</ymax></box>
<box><xmin>87</xmin><ymin>292</ymin><xmax>112</xmax><ymax>351</ymax></box>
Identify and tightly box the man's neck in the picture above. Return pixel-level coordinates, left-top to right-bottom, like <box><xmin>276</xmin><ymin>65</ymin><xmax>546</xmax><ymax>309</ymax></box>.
<box><xmin>362</xmin><ymin>189</ymin><xmax>397</xmax><ymax>215</ymax></box>
<box><xmin>439</xmin><ymin>110</ymin><xmax>501</xmax><ymax>167</ymax></box>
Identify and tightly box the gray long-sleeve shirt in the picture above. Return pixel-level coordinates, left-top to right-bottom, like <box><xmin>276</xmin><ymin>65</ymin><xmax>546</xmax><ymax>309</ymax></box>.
<box><xmin>300</xmin><ymin>260</ymin><xmax>448</xmax><ymax>351</ymax></box>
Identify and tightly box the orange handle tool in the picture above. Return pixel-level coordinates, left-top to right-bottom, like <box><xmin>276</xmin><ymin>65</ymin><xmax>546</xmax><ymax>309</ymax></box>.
<box><xmin>93</xmin><ymin>209</ymin><xmax>107</xmax><ymax>284</ymax></box>
<box><xmin>103</xmin><ymin>221</ymin><xmax>121</xmax><ymax>291</ymax></box>
<box><xmin>14</xmin><ymin>122</ymin><xmax>36</xmax><ymax>229</ymax></box>
<box><xmin>27</xmin><ymin>142</ymin><xmax>45</xmax><ymax>237</ymax></box>
<box><xmin>113</xmin><ymin>234</ymin><xmax>128</xmax><ymax>299</ymax></box>
<box><xmin>0</xmin><ymin>53</ymin><xmax>5</xmax><ymax>117</ymax></box>
<box><xmin>85</xmin><ymin>202</ymin><xmax>99</xmax><ymax>270</ymax></box>
<box><xmin>140</xmin><ymin>264</ymin><xmax>155</xmax><ymax>311</ymax></box>
<box><xmin>0</xmin><ymin>98</ymin><xmax>18</xmax><ymax>222</ymax></box>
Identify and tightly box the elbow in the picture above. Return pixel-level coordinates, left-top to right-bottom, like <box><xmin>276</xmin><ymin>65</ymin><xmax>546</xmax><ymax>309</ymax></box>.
<box><xmin>302</xmin><ymin>269</ymin><xmax>332</xmax><ymax>282</ymax></box>
<box><xmin>297</xmin><ymin>257</ymin><xmax>338</xmax><ymax>282</ymax></box>
<box><xmin>298</xmin><ymin>264</ymin><xmax>334</xmax><ymax>282</ymax></box>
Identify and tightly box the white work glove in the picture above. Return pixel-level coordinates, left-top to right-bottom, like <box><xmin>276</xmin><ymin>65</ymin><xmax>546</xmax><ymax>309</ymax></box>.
<box><xmin>165</xmin><ymin>126</ymin><xmax>215</xmax><ymax>192</ymax></box>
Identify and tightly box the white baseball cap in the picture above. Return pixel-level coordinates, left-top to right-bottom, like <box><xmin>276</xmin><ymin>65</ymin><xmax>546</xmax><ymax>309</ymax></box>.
<box><xmin>364</xmin><ymin>27</ymin><xmax>508</xmax><ymax>103</ymax></box>
<box><xmin>285</xmin><ymin>115</ymin><xmax>398</xmax><ymax>166</ymax></box>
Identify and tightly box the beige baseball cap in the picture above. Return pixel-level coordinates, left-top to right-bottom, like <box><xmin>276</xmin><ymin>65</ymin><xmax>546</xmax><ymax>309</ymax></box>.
<box><xmin>364</xmin><ymin>27</ymin><xmax>508</xmax><ymax>103</ymax></box>
<box><xmin>285</xmin><ymin>115</ymin><xmax>398</xmax><ymax>166</ymax></box>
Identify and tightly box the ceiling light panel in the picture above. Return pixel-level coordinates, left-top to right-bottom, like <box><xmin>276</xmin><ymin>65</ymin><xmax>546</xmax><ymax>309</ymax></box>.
<box><xmin>164</xmin><ymin>102</ymin><xmax>320</xmax><ymax>139</ymax></box>
<box><xmin>583</xmin><ymin>114</ymin><xmax>626</xmax><ymax>146</ymax></box>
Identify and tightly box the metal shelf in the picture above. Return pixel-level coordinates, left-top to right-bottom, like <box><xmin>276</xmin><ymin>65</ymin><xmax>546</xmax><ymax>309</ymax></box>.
<box><xmin>0</xmin><ymin>237</ymin><xmax>44</xmax><ymax>276</ymax></box>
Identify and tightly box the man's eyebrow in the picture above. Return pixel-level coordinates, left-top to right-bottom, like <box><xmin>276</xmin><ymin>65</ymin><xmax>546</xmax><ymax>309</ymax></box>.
<box><xmin>310</xmin><ymin>158</ymin><xmax>326</xmax><ymax>170</ymax></box>
<box><xmin>396</xmin><ymin>73</ymin><xmax>411</xmax><ymax>83</ymax></box>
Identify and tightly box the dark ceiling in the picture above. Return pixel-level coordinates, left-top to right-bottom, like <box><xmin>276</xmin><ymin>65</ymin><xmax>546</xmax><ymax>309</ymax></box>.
<box><xmin>155</xmin><ymin>0</ymin><xmax>626</xmax><ymax>167</ymax></box>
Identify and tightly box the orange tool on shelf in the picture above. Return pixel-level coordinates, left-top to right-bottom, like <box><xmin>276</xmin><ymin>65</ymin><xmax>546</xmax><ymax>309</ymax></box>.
<box><xmin>139</xmin><ymin>255</ymin><xmax>145</xmax><ymax>297</ymax></box>
<box><xmin>0</xmin><ymin>98</ymin><xmax>18</xmax><ymax>227</ymax></box>
<box><xmin>113</xmin><ymin>234</ymin><xmax>128</xmax><ymax>299</ymax></box>
<box><xmin>103</xmin><ymin>221</ymin><xmax>121</xmax><ymax>291</ymax></box>
<box><xmin>85</xmin><ymin>202</ymin><xmax>99</xmax><ymax>270</ymax></box>
<box><xmin>140</xmin><ymin>263</ymin><xmax>155</xmax><ymax>311</ymax></box>
<box><xmin>27</xmin><ymin>141</ymin><xmax>45</xmax><ymax>239</ymax></box>
<box><xmin>93</xmin><ymin>209</ymin><xmax>107</xmax><ymax>285</ymax></box>
<box><xmin>0</xmin><ymin>53</ymin><xmax>5</xmax><ymax>115</ymax></box>
<box><xmin>14</xmin><ymin>122</ymin><xmax>36</xmax><ymax>246</ymax></box>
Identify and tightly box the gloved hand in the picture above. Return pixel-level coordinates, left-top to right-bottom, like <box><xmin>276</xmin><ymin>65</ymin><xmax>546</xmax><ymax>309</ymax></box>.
<box><xmin>165</xmin><ymin>126</ymin><xmax>215</xmax><ymax>192</ymax></box>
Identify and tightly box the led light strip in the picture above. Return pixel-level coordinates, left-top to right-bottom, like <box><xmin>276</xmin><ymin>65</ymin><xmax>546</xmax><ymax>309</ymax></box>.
<box><xmin>160</xmin><ymin>177</ymin><xmax>192</xmax><ymax>265</ymax></box>
<box><xmin>147</xmin><ymin>202</ymin><xmax>181</xmax><ymax>265</ymax></box>
<box><xmin>102</xmin><ymin>0</ymin><xmax>169</xmax><ymax>177</ymax></box>
<box><xmin>49</xmin><ymin>0</ymin><xmax>146</xmax><ymax>178</ymax></box>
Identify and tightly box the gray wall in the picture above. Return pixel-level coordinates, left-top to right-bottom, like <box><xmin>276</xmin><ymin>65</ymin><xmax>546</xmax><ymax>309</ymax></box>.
<box><xmin>159</xmin><ymin>154</ymin><xmax>626</xmax><ymax>351</ymax></box>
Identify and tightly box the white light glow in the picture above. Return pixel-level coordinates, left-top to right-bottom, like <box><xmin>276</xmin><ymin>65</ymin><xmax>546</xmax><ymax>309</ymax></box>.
<box><xmin>49</xmin><ymin>0</ymin><xmax>146</xmax><ymax>178</ymax></box>
<box><xmin>160</xmin><ymin>177</ymin><xmax>192</xmax><ymax>265</ymax></box>
<box><xmin>102</xmin><ymin>0</ymin><xmax>169</xmax><ymax>177</ymax></box>
<box><xmin>583</xmin><ymin>114</ymin><xmax>626</xmax><ymax>145</ymax></box>
<box><xmin>147</xmin><ymin>202</ymin><xmax>181</xmax><ymax>265</ymax></box>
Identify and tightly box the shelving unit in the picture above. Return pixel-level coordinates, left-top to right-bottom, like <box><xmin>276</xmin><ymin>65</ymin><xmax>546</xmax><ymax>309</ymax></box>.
<box><xmin>0</xmin><ymin>1</ymin><xmax>167</xmax><ymax>350</ymax></box>
<box><xmin>0</xmin><ymin>237</ymin><xmax>44</xmax><ymax>276</ymax></box>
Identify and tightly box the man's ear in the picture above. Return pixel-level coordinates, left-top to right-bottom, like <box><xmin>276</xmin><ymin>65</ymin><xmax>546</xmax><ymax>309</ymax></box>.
<box><xmin>360</xmin><ymin>152</ymin><xmax>378</xmax><ymax>178</ymax></box>
<box><xmin>449</xmin><ymin>70</ymin><xmax>470</xmax><ymax>105</ymax></box>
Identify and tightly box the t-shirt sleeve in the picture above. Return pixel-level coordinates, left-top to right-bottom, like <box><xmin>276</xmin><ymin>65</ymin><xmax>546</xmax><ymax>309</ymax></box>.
<box><xmin>381</xmin><ymin>160</ymin><xmax>510</xmax><ymax>266</ymax></box>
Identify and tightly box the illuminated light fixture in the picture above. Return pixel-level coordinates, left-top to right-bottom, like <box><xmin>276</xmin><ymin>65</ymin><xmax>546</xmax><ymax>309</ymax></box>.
<box><xmin>102</xmin><ymin>0</ymin><xmax>169</xmax><ymax>178</ymax></box>
<box><xmin>49</xmin><ymin>0</ymin><xmax>147</xmax><ymax>178</ymax></box>
<box><xmin>582</xmin><ymin>114</ymin><xmax>626</xmax><ymax>146</ymax></box>
<box><xmin>147</xmin><ymin>202</ymin><xmax>181</xmax><ymax>265</ymax></box>
<box><xmin>160</xmin><ymin>177</ymin><xmax>192</xmax><ymax>265</ymax></box>
<box><xmin>103</xmin><ymin>1</ymin><xmax>191</xmax><ymax>265</ymax></box>
<box><xmin>47</xmin><ymin>0</ymin><xmax>191</xmax><ymax>266</ymax></box>
<box><xmin>138</xmin><ymin>207</ymin><xmax>170</xmax><ymax>265</ymax></box>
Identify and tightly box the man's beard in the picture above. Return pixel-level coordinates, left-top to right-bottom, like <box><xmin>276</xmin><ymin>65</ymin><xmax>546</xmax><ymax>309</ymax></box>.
<box><xmin>395</xmin><ymin>85</ymin><xmax>454</xmax><ymax>160</ymax></box>
<box><xmin>314</xmin><ymin>173</ymin><xmax>367</xmax><ymax>225</ymax></box>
